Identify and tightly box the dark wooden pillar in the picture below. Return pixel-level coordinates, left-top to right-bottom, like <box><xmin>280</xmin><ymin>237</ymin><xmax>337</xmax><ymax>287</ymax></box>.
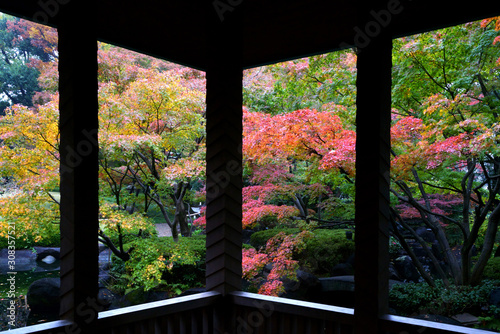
<box><xmin>58</xmin><ymin>2</ymin><xmax>99</xmax><ymax>331</ymax></box>
<box><xmin>205</xmin><ymin>2</ymin><xmax>243</xmax><ymax>296</ymax></box>
<box><xmin>353</xmin><ymin>4</ymin><xmax>392</xmax><ymax>334</ymax></box>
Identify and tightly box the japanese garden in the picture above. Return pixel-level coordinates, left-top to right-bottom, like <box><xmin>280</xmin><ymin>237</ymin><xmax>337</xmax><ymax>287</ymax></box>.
<box><xmin>1</xmin><ymin>13</ymin><xmax>500</xmax><ymax>332</ymax></box>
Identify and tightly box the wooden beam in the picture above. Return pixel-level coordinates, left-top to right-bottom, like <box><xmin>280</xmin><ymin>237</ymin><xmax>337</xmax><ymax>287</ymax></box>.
<box><xmin>1</xmin><ymin>0</ymin><xmax>499</xmax><ymax>71</ymax></box>
<box><xmin>353</xmin><ymin>1</ymin><xmax>392</xmax><ymax>333</ymax></box>
<box><xmin>58</xmin><ymin>2</ymin><xmax>99</xmax><ymax>330</ymax></box>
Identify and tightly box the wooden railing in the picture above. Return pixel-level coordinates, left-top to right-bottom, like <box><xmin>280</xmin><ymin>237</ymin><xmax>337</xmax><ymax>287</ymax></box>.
<box><xmin>381</xmin><ymin>314</ymin><xmax>494</xmax><ymax>334</ymax></box>
<box><xmin>229</xmin><ymin>291</ymin><xmax>355</xmax><ymax>334</ymax></box>
<box><xmin>5</xmin><ymin>320</ymin><xmax>73</xmax><ymax>334</ymax></box>
<box><xmin>4</xmin><ymin>291</ymin><xmax>497</xmax><ymax>334</ymax></box>
<box><xmin>97</xmin><ymin>291</ymin><xmax>220</xmax><ymax>334</ymax></box>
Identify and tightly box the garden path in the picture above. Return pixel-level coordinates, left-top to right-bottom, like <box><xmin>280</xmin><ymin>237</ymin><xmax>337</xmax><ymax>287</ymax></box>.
<box><xmin>155</xmin><ymin>223</ymin><xmax>173</xmax><ymax>237</ymax></box>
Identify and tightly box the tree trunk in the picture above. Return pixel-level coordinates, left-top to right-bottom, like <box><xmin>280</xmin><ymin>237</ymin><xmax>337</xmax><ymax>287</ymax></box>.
<box><xmin>171</xmin><ymin>182</ymin><xmax>190</xmax><ymax>237</ymax></box>
<box><xmin>390</xmin><ymin>213</ymin><xmax>438</xmax><ymax>287</ymax></box>
<box><xmin>470</xmin><ymin>202</ymin><xmax>500</xmax><ymax>285</ymax></box>
<box><xmin>175</xmin><ymin>199</ymin><xmax>190</xmax><ymax>236</ymax></box>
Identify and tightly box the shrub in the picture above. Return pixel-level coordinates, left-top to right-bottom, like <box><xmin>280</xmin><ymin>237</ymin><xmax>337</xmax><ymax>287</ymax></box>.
<box><xmin>249</xmin><ymin>228</ymin><xmax>355</xmax><ymax>277</ymax></box>
<box><xmin>300</xmin><ymin>229</ymin><xmax>354</xmax><ymax>275</ymax></box>
<box><xmin>109</xmin><ymin>235</ymin><xmax>206</xmax><ymax>295</ymax></box>
<box><xmin>390</xmin><ymin>281</ymin><xmax>439</xmax><ymax>315</ymax></box>
<box><xmin>484</xmin><ymin>257</ymin><xmax>500</xmax><ymax>280</ymax></box>
<box><xmin>99</xmin><ymin>202</ymin><xmax>157</xmax><ymax>246</ymax></box>
<box><xmin>390</xmin><ymin>280</ymin><xmax>500</xmax><ymax>317</ymax></box>
<box><xmin>0</xmin><ymin>192</ymin><xmax>60</xmax><ymax>249</ymax></box>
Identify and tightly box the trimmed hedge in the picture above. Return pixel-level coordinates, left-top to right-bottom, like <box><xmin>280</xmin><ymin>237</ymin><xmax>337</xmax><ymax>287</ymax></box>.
<box><xmin>250</xmin><ymin>227</ymin><xmax>300</xmax><ymax>249</ymax></box>
<box><xmin>301</xmin><ymin>229</ymin><xmax>355</xmax><ymax>275</ymax></box>
<box><xmin>250</xmin><ymin>228</ymin><xmax>355</xmax><ymax>276</ymax></box>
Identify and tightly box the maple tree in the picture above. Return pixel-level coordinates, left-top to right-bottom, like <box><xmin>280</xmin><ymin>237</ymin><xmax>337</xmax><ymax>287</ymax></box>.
<box><xmin>239</xmin><ymin>19</ymin><xmax>500</xmax><ymax>291</ymax></box>
<box><xmin>243</xmin><ymin>50</ymin><xmax>357</xmax><ymax>119</ymax></box>
<box><xmin>98</xmin><ymin>59</ymin><xmax>206</xmax><ymax>241</ymax></box>
<box><xmin>0</xmin><ymin>17</ymin><xmax>207</xmax><ymax>246</ymax></box>
<box><xmin>243</xmin><ymin>231</ymin><xmax>311</xmax><ymax>296</ymax></box>
<box><xmin>390</xmin><ymin>20</ymin><xmax>500</xmax><ymax>286</ymax></box>
<box><xmin>242</xmin><ymin>107</ymin><xmax>356</xmax><ymax>228</ymax></box>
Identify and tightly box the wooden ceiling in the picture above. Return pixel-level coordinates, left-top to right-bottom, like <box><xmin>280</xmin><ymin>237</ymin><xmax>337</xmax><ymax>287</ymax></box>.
<box><xmin>0</xmin><ymin>0</ymin><xmax>499</xmax><ymax>70</ymax></box>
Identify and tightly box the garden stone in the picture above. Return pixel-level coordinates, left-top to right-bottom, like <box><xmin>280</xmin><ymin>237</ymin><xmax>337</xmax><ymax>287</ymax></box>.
<box><xmin>451</xmin><ymin>313</ymin><xmax>479</xmax><ymax>326</ymax></box>
<box><xmin>35</xmin><ymin>248</ymin><xmax>60</xmax><ymax>262</ymax></box>
<box><xmin>263</xmin><ymin>263</ymin><xmax>273</xmax><ymax>277</ymax></box>
<box><xmin>97</xmin><ymin>288</ymin><xmax>118</xmax><ymax>308</ymax></box>
<box><xmin>40</xmin><ymin>255</ymin><xmax>56</xmax><ymax>264</ymax></box>
<box><xmin>99</xmin><ymin>244</ymin><xmax>109</xmax><ymax>253</ymax></box>
<box><xmin>109</xmin><ymin>289</ymin><xmax>169</xmax><ymax>309</ymax></box>
<box><xmin>27</xmin><ymin>278</ymin><xmax>60</xmax><ymax>312</ymax></box>
<box><xmin>411</xmin><ymin>244</ymin><xmax>427</xmax><ymax>258</ymax></box>
<box><xmin>388</xmin><ymin>262</ymin><xmax>401</xmax><ymax>281</ymax></box>
<box><xmin>0</xmin><ymin>249</ymin><xmax>36</xmax><ymax>272</ymax></box>
<box><xmin>394</xmin><ymin>256</ymin><xmax>420</xmax><ymax>282</ymax></box>
<box><xmin>315</xmin><ymin>276</ymin><xmax>355</xmax><ymax>307</ymax></box>
<box><xmin>281</xmin><ymin>270</ymin><xmax>320</xmax><ymax>301</ymax></box>
<box><xmin>36</xmin><ymin>258</ymin><xmax>60</xmax><ymax>271</ymax></box>
<box><xmin>415</xmin><ymin>227</ymin><xmax>436</xmax><ymax>243</ymax></box>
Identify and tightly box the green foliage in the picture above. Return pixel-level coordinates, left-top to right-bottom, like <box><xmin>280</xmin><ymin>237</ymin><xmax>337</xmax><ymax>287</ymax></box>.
<box><xmin>0</xmin><ymin>192</ymin><xmax>60</xmax><ymax>249</ymax></box>
<box><xmin>300</xmin><ymin>229</ymin><xmax>354</xmax><ymax>275</ymax></box>
<box><xmin>484</xmin><ymin>257</ymin><xmax>500</xmax><ymax>280</ymax></box>
<box><xmin>243</xmin><ymin>50</ymin><xmax>356</xmax><ymax>116</ymax></box>
<box><xmin>99</xmin><ymin>202</ymin><xmax>157</xmax><ymax>245</ymax></box>
<box><xmin>109</xmin><ymin>236</ymin><xmax>205</xmax><ymax>295</ymax></box>
<box><xmin>390</xmin><ymin>281</ymin><xmax>439</xmax><ymax>315</ymax></box>
<box><xmin>477</xmin><ymin>306</ymin><xmax>500</xmax><ymax>331</ymax></box>
<box><xmin>242</xmin><ymin>243</ymin><xmax>254</xmax><ymax>249</ymax></box>
<box><xmin>389</xmin><ymin>236</ymin><xmax>403</xmax><ymax>256</ymax></box>
<box><xmin>0</xmin><ymin>16</ymin><xmax>48</xmax><ymax>112</ymax></box>
<box><xmin>390</xmin><ymin>280</ymin><xmax>499</xmax><ymax>317</ymax></box>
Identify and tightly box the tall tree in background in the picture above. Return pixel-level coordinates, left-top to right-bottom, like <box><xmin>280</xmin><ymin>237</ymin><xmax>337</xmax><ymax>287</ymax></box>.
<box><xmin>0</xmin><ymin>30</ymin><xmax>207</xmax><ymax>243</ymax></box>
<box><xmin>390</xmin><ymin>20</ymin><xmax>500</xmax><ymax>286</ymax></box>
<box><xmin>0</xmin><ymin>16</ymin><xmax>56</xmax><ymax>113</ymax></box>
<box><xmin>99</xmin><ymin>61</ymin><xmax>206</xmax><ymax>241</ymax></box>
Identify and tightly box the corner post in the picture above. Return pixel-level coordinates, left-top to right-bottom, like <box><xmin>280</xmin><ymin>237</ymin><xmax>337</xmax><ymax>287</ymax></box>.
<box><xmin>354</xmin><ymin>3</ymin><xmax>392</xmax><ymax>333</ymax></box>
<box><xmin>58</xmin><ymin>2</ymin><xmax>99</xmax><ymax>330</ymax></box>
<box><xmin>205</xmin><ymin>0</ymin><xmax>243</xmax><ymax>296</ymax></box>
